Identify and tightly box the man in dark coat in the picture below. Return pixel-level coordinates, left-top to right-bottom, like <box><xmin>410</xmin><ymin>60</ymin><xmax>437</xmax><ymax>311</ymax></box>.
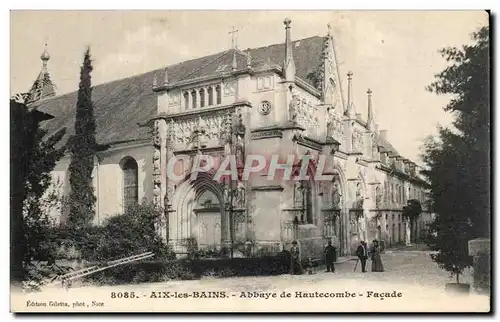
<box><xmin>290</xmin><ymin>240</ymin><xmax>303</xmax><ymax>275</ymax></box>
<box><xmin>324</xmin><ymin>240</ymin><xmax>337</xmax><ymax>273</ymax></box>
<box><xmin>356</xmin><ymin>241</ymin><xmax>368</xmax><ymax>273</ymax></box>
<box><xmin>278</xmin><ymin>244</ymin><xmax>291</xmax><ymax>274</ymax></box>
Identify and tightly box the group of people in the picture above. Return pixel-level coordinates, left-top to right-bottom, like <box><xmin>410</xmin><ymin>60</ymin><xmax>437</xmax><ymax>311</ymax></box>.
<box><xmin>279</xmin><ymin>239</ymin><xmax>385</xmax><ymax>275</ymax></box>
<box><xmin>356</xmin><ymin>240</ymin><xmax>385</xmax><ymax>273</ymax></box>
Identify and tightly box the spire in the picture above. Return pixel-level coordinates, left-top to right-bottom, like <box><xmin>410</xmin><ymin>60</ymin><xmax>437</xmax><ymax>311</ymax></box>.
<box><xmin>282</xmin><ymin>17</ymin><xmax>296</xmax><ymax>82</ymax></box>
<box><xmin>27</xmin><ymin>43</ymin><xmax>56</xmax><ymax>104</ymax></box>
<box><xmin>327</xmin><ymin>23</ymin><xmax>332</xmax><ymax>37</ymax></box>
<box><xmin>367</xmin><ymin>89</ymin><xmax>375</xmax><ymax>130</ymax></box>
<box><xmin>346</xmin><ymin>71</ymin><xmax>355</xmax><ymax>117</ymax></box>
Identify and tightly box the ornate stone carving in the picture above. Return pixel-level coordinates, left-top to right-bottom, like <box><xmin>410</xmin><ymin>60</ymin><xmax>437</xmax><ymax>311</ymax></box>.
<box><xmin>289</xmin><ymin>94</ymin><xmax>299</xmax><ymax>122</ymax></box>
<box><xmin>352</xmin><ymin>129</ymin><xmax>364</xmax><ymax>152</ymax></box>
<box><xmin>223</xmin><ymin>184</ymin><xmax>231</xmax><ymax>205</ymax></box>
<box><xmin>251</xmin><ymin>129</ymin><xmax>283</xmax><ymax>140</ymax></box>
<box><xmin>235</xmin><ymin>183</ymin><xmax>246</xmax><ymax>209</ymax></box>
<box><xmin>375</xmin><ymin>184</ymin><xmax>382</xmax><ymax>209</ymax></box>
<box><xmin>332</xmin><ymin>180</ymin><xmax>342</xmax><ymax>209</ymax></box>
<box><xmin>294</xmin><ymin>182</ymin><xmax>304</xmax><ymax>208</ymax></box>
<box><xmin>166</xmin><ymin>119</ymin><xmax>175</xmax><ymax>148</ymax></box>
<box><xmin>171</xmin><ymin>114</ymin><xmax>226</xmax><ymax>149</ymax></box>
<box><xmin>372</xmin><ymin>136</ymin><xmax>378</xmax><ymax>158</ymax></box>
<box><xmin>168</xmin><ymin>91</ymin><xmax>181</xmax><ymax>105</ymax></box>
<box><xmin>258</xmin><ymin>101</ymin><xmax>272</xmax><ymax>115</ymax></box>
<box><xmin>223</xmin><ymin>111</ymin><xmax>233</xmax><ymax>145</ymax></box>
<box><xmin>152</xmin><ymin>120</ymin><xmax>162</xmax><ymax>205</ymax></box>
<box><xmin>224</xmin><ymin>80</ymin><xmax>237</xmax><ymax>96</ymax></box>
<box><xmin>234</xmin><ymin>211</ymin><xmax>246</xmax><ymax>223</ymax></box>
<box><xmin>291</xmin><ymin>89</ymin><xmax>321</xmax><ymax>137</ymax></box>
<box><xmin>354</xmin><ymin>181</ymin><xmax>364</xmax><ymax>209</ymax></box>
<box><xmin>326</xmin><ymin>111</ymin><xmax>345</xmax><ymax>143</ymax></box>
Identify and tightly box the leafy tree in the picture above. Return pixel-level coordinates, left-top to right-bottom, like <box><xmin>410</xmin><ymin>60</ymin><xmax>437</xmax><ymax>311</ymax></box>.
<box><xmin>67</xmin><ymin>47</ymin><xmax>97</xmax><ymax>229</ymax></box>
<box><xmin>10</xmin><ymin>96</ymin><xmax>66</xmax><ymax>284</ymax></box>
<box><xmin>423</xmin><ymin>26</ymin><xmax>490</xmax><ymax>283</ymax></box>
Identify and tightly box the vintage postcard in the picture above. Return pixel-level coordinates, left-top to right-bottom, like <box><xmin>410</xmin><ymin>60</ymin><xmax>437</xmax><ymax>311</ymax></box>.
<box><xmin>10</xmin><ymin>10</ymin><xmax>491</xmax><ymax>313</ymax></box>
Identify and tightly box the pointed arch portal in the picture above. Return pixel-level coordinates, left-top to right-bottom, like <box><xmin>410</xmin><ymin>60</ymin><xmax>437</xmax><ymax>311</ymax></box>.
<box><xmin>170</xmin><ymin>171</ymin><xmax>227</xmax><ymax>252</ymax></box>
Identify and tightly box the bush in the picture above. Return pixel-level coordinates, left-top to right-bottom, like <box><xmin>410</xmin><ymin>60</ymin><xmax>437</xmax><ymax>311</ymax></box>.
<box><xmin>85</xmin><ymin>255</ymin><xmax>289</xmax><ymax>286</ymax></box>
<box><xmin>77</xmin><ymin>202</ymin><xmax>175</xmax><ymax>262</ymax></box>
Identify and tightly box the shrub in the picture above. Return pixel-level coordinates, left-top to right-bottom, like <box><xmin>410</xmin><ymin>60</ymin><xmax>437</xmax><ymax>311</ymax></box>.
<box><xmin>80</xmin><ymin>201</ymin><xmax>175</xmax><ymax>262</ymax></box>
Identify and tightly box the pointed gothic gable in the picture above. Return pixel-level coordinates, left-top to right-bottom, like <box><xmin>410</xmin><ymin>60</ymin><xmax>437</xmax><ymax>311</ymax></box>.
<box><xmin>318</xmin><ymin>32</ymin><xmax>345</xmax><ymax>113</ymax></box>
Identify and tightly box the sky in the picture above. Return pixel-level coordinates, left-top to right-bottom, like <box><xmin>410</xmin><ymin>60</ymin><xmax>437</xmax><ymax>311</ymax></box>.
<box><xmin>10</xmin><ymin>10</ymin><xmax>488</xmax><ymax>164</ymax></box>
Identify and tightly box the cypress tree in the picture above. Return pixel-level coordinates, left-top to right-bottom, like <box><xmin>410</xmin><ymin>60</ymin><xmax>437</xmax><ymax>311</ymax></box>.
<box><xmin>67</xmin><ymin>47</ymin><xmax>97</xmax><ymax>229</ymax></box>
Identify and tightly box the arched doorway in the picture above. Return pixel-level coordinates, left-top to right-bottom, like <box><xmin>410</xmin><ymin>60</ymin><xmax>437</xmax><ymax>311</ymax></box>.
<box><xmin>194</xmin><ymin>190</ymin><xmax>222</xmax><ymax>250</ymax></box>
<box><xmin>170</xmin><ymin>171</ymin><xmax>226</xmax><ymax>253</ymax></box>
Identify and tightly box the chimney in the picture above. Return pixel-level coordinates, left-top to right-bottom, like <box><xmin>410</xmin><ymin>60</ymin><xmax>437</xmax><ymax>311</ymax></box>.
<box><xmin>282</xmin><ymin>17</ymin><xmax>296</xmax><ymax>82</ymax></box>
<box><xmin>379</xmin><ymin>129</ymin><xmax>388</xmax><ymax>141</ymax></box>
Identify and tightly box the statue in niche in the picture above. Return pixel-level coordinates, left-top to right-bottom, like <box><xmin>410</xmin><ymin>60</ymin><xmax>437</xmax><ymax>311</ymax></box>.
<box><xmin>332</xmin><ymin>180</ymin><xmax>342</xmax><ymax>209</ymax></box>
<box><xmin>223</xmin><ymin>185</ymin><xmax>230</xmax><ymax>204</ymax></box>
<box><xmin>289</xmin><ymin>95</ymin><xmax>300</xmax><ymax>122</ymax></box>
<box><xmin>294</xmin><ymin>182</ymin><xmax>304</xmax><ymax>207</ymax></box>
<box><xmin>354</xmin><ymin>182</ymin><xmax>364</xmax><ymax>209</ymax></box>
<box><xmin>372</xmin><ymin>139</ymin><xmax>378</xmax><ymax>158</ymax></box>
<box><xmin>235</xmin><ymin>184</ymin><xmax>246</xmax><ymax>208</ymax></box>
<box><xmin>235</xmin><ymin>138</ymin><xmax>244</xmax><ymax>165</ymax></box>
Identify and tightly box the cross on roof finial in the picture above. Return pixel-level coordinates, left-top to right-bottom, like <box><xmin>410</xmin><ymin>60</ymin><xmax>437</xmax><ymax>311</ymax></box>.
<box><xmin>229</xmin><ymin>26</ymin><xmax>239</xmax><ymax>49</ymax></box>
<box><xmin>327</xmin><ymin>23</ymin><xmax>332</xmax><ymax>36</ymax></box>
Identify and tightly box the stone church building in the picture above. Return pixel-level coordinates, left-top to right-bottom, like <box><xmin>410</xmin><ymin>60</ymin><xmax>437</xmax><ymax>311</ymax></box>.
<box><xmin>26</xmin><ymin>18</ymin><xmax>431</xmax><ymax>258</ymax></box>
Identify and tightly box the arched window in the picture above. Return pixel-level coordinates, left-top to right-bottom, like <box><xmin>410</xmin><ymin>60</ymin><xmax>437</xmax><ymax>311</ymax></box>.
<box><xmin>207</xmin><ymin>87</ymin><xmax>214</xmax><ymax>106</ymax></box>
<box><xmin>216</xmin><ymin>85</ymin><xmax>222</xmax><ymax>105</ymax></box>
<box><xmin>191</xmin><ymin>90</ymin><xmax>197</xmax><ymax>109</ymax></box>
<box><xmin>122</xmin><ymin>157</ymin><xmax>138</xmax><ymax>213</ymax></box>
<box><xmin>183</xmin><ymin>91</ymin><xmax>189</xmax><ymax>109</ymax></box>
<box><xmin>200</xmin><ymin>89</ymin><xmax>205</xmax><ymax>108</ymax></box>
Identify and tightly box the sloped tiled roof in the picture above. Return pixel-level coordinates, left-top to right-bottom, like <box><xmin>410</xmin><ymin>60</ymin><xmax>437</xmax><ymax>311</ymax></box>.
<box><xmin>34</xmin><ymin>36</ymin><xmax>325</xmax><ymax>146</ymax></box>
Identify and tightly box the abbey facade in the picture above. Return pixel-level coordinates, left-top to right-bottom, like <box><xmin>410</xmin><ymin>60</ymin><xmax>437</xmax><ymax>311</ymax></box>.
<box><xmin>28</xmin><ymin>18</ymin><xmax>431</xmax><ymax>259</ymax></box>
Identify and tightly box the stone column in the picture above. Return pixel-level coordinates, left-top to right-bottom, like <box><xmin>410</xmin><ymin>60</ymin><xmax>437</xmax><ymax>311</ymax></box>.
<box><xmin>468</xmin><ymin>238</ymin><xmax>490</xmax><ymax>294</ymax></box>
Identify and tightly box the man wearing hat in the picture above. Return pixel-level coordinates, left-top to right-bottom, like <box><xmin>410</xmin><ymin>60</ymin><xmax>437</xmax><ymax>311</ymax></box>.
<box><xmin>290</xmin><ymin>240</ymin><xmax>303</xmax><ymax>275</ymax></box>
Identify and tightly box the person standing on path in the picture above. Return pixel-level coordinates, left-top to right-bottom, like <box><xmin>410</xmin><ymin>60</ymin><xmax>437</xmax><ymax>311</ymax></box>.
<box><xmin>324</xmin><ymin>240</ymin><xmax>337</xmax><ymax>273</ymax></box>
<box><xmin>370</xmin><ymin>240</ymin><xmax>385</xmax><ymax>272</ymax></box>
<box><xmin>290</xmin><ymin>240</ymin><xmax>303</xmax><ymax>275</ymax></box>
<box><xmin>356</xmin><ymin>241</ymin><xmax>368</xmax><ymax>273</ymax></box>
